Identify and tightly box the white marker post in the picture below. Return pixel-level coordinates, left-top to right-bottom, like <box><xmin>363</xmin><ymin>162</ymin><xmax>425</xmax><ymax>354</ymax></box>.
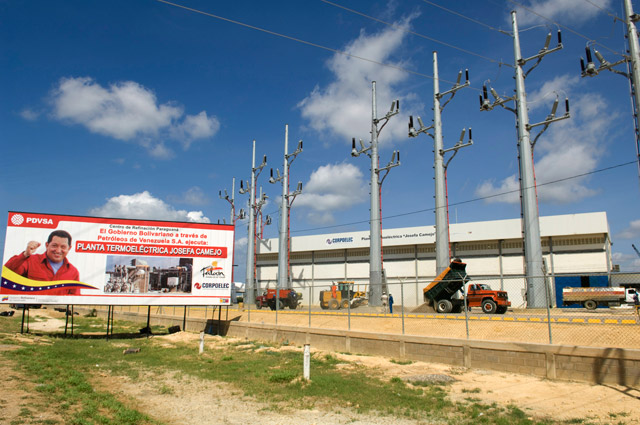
<box><xmin>199</xmin><ymin>331</ymin><xmax>204</xmax><ymax>354</ymax></box>
<box><xmin>303</xmin><ymin>344</ymin><xmax>310</xmax><ymax>380</ymax></box>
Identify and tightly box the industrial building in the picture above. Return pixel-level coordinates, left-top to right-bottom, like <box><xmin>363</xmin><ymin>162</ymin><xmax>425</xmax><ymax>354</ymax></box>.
<box><xmin>255</xmin><ymin>212</ymin><xmax>613</xmax><ymax>307</ymax></box>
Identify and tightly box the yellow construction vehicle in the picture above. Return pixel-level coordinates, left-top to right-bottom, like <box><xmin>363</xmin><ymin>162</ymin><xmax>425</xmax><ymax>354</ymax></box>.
<box><xmin>319</xmin><ymin>281</ymin><xmax>368</xmax><ymax>310</ymax></box>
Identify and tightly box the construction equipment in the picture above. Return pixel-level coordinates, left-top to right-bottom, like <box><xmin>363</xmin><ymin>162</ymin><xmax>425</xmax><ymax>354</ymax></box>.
<box><xmin>255</xmin><ymin>288</ymin><xmax>302</xmax><ymax>310</ymax></box>
<box><xmin>319</xmin><ymin>281</ymin><xmax>368</xmax><ymax>310</ymax></box>
<box><xmin>423</xmin><ymin>259</ymin><xmax>510</xmax><ymax>314</ymax></box>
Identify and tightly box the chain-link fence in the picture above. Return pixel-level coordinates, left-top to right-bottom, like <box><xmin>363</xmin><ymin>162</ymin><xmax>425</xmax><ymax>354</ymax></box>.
<box><xmin>77</xmin><ymin>271</ymin><xmax>640</xmax><ymax>349</ymax></box>
<box><xmin>239</xmin><ymin>273</ymin><xmax>640</xmax><ymax>349</ymax></box>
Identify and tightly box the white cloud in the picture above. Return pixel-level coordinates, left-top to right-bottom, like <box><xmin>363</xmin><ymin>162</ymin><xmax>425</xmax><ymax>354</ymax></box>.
<box><xmin>168</xmin><ymin>186</ymin><xmax>210</xmax><ymax>206</ymax></box>
<box><xmin>50</xmin><ymin>77</ymin><xmax>220</xmax><ymax>157</ymax></box>
<box><xmin>526</xmin><ymin>75</ymin><xmax>579</xmax><ymax>113</ymax></box>
<box><xmin>612</xmin><ymin>252</ymin><xmax>640</xmax><ymax>272</ymax></box>
<box><xmin>89</xmin><ymin>191</ymin><xmax>210</xmax><ymax>223</ymax></box>
<box><xmin>235</xmin><ymin>237</ymin><xmax>248</xmax><ymax>249</ymax></box>
<box><xmin>20</xmin><ymin>108</ymin><xmax>39</xmax><ymax>121</ymax></box>
<box><xmin>616</xmin><ymin>219</ymin><xmax>640</xmax><ymax>239</ymax></box>
<box><xmin>294</xmin><ymin>163</ymin><xmax>368</xmax><ymax>223</ymax></box>
<box><xmin>171</xmin><ymin>111</ymin><xmax>220</xmax><ymax>149</ymax></box>
<box><xmin>475</xmin><ymin>77</ymin><xmax>612</xmax><ymax>205</ymax></box>
<box><xmin>475</xmin><ymin>175</ymin><xmax>520</xmax><ymax>204</ymax></box>
<box><xmin>514</xmin><ymin>0</ymin><xmax>612</xmax><ymax>26</ymax></box>
<box><xmin>298</xmin><ymin>14</ymin><xmax>422</xmax><ymax>145</ymax></box>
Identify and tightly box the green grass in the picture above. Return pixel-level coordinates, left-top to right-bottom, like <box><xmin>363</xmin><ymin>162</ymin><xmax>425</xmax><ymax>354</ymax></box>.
<box><xmin>0</xmin><ymin>312</ymin><xmax>585</xmax><ymax>425</ymax></box>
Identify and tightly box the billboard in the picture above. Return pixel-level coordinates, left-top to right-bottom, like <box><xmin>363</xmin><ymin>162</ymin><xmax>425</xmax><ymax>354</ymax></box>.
<box><xmin>1</xmin><ymin>212</ymin><xmax>234</xmax><ymax>306</ymax></box>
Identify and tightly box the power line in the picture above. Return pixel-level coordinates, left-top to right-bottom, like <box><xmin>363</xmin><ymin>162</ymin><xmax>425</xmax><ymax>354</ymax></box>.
<box><xmin>290</xmin><ymin>160</ymin><xmax>637</xmax><ymax>234</ymax></box>
<box><xmin>155</xmin><ymin>0</ymin><xmax>439</xmax><ymax>82</ymax></box>
<box><xmin>419</xmin><ymin>0</ymin><xmax>507</xmax><ymax>35</ymax></box>
<box><xmin>320</xmin><ymin>0</ymin><xmax>512</xmax><ymax>67</ymax></box>
<box><xmin>581</xmin><ymin>0</ymin><xmax>622</xmax><ymax>22</ymax></box>
<box><xmin>505</xmin><ymin>0</ymin><xmax>625</xmax><ymax>57</ymax></box>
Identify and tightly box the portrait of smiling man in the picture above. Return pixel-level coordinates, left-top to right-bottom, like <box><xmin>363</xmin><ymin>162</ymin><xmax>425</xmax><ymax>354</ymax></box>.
<box><xmin>4</xmin><ymin>230</ymin><xmax>80</xmax><ymax>284</ymax></box>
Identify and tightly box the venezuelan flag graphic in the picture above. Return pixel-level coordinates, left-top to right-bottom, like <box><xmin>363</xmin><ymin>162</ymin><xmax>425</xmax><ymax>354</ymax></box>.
<box><xmin>1</xmin><ymin>267</ymin><xmax>98</xmax><ymax>296</ymax></box>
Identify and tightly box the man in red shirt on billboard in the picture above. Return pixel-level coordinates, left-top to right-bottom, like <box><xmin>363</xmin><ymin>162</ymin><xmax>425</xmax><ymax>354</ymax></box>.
<box><xmin>4</xmin><ymin>230</ymin><xmax>80</xmax><ymax>294</ymax></box>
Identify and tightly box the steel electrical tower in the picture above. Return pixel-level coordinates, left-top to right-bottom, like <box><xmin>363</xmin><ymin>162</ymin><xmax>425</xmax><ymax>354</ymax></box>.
<box><xmin>239</xmin><ymin>141</ymin><xmax>266</xmax><ymax>304</ymax></box>
<box><xmin>351</xmin><ymin>81</ymin><xmax>400</xmax><ymax>306</ymax></box>
<box><xmin>580</xmin><ymin>0</ymin><xmax>640</xmax><ymax>188</ymax></box>
<box><xmin>269</xmin><ymin>124</ymin><xmax>303</xmax><ymax>297</ymax></box>
<box><xmin>409</xmin><ymin>52</ymin><xmax>472</xmax><ymax>276</ymax></box>
<box><xmin>480</xmin><ymin>11</ymin><xmax>569</xmax><ymax>308</ymax></box>
<box><xmin>219</xmin><ymin>177</ymin><xmax>246</xmax><ymax>284</ymax></box>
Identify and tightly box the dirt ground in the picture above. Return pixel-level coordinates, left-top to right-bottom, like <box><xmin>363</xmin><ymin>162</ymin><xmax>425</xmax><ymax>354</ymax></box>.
<box><xmin>1</xmin><ymin>308</ymin><xmax>639</xmax><ymax>424</ymax></box>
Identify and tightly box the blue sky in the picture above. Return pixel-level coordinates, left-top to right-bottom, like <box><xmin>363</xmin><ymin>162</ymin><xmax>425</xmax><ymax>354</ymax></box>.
<box><xmin>2</xmin><ymin>0</ymin><xmax>640</xmax><ymax>281</ymax></box>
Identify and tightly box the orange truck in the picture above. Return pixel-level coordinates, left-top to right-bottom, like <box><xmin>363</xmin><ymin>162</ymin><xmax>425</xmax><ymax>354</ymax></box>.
<box><xmin>423</xmin><ymin>259</ymin><xmax>510</xmax><ymax>314</ymax></box>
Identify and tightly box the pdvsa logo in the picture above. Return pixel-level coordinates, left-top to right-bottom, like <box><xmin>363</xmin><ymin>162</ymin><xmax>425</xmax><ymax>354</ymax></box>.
<box><xmin>9</xmin><ymin>213</ymin><xmax>57</xmax><ymax>228</ymax></box>
<box><xmin>11</xmin><ymin>214</ymin><xmax>24</xmax><ymax>226</ymax></box>
<box><xmin>199</xmin><ymin>261</ymin><xmax>225</xmax><ymax>279</ymax></box>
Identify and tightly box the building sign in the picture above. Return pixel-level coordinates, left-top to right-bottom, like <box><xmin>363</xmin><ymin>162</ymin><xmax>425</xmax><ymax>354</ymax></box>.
<box><xmin>1</xmin><ymin>212</ymin><xmax>234</xmax><ymax>306</ymax></box>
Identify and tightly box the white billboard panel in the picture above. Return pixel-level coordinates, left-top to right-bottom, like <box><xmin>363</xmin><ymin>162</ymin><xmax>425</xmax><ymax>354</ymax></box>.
<box><xmin>1</xmin><ymin>212</ymin><xmax>234</xmax><ymax>306</ymax></box>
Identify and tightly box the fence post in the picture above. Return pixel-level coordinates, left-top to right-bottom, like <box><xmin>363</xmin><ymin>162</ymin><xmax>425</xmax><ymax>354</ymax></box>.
<box><xmin>348</xmin><ymin>283</ymin><xmax>351</xmax><ymax>331</ymax></box>
<box><xmin>545</xmin><ymin>273</ymin><xmax>553</xmax><ymax>344</ymax></box>
<box><xmin>463</xmin><ymin>279</ymin><xmax>470</xmax><ymax>340</ymax></box>
<box><xmin>400</xmin><ymin>279</ymin><xmax>405</xmax><ymax>335</ymax></box>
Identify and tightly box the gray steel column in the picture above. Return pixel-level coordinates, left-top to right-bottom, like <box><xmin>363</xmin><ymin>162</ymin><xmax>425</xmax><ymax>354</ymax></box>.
<box><xmin>369</xmin><ymin>81</ymin><xmax>383</xmax><ymax>306</ymax></box>
<box><xmin>230</xmin><ymin>178</ymin><xmax>235</xmax><ymax>224</ymax></box>
<box><xmin>512</xmin><ymin>11</ymin><xmax>545</xmax><ymax>308</ymax></box>
<box><xmin>432</xmin><ymin>52</ymin><xmax>449</xmax><ymax>276</ymax></box>
<box><xmin>246</xmin><ymin>141</ymin><xmax>257</xmax><ymax>303</ymax></box>
<box><xmin>277</xmin><ymin>126</ymin><xmax>290</xmax><ymax>292</ymax></box>
<box><xmin>624</xmin><ymin>0</ymin><xmax>640</xmax><ymax>183</ymax></box>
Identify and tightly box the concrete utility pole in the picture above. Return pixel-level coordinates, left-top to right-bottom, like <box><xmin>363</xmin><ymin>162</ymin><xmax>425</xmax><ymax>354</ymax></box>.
<box><xmin>219</xmin><ymin>177</ymin><xmax>246</xmax><ymax>284</ymax></box>
<box><xmin>351</xmin><ymin>81</ymin><xmax>400</xmax><ymax>306</ymax></box>
<box><xmin>239</xmin><ymin>141</ymin><xmax>266</xmax><ymax>304</ymax></box>
<box><xmin>480</xmin><ymin>11</ymin><xmax>569</xmax><ymax>308</ymax></box>
<box><xmin>580</xmin><ymin>0</ymin><xmax>640</xmax><ymax>188</ymax></box>
<box><xmin>409</xmin><ymin>52</ymin><xmax>472</xmax><ymax>276</ymax></box>
<box><xmin>269</xmin><ymin>124</ymin><xmax>303</xmax><ymax>294</ymax></box>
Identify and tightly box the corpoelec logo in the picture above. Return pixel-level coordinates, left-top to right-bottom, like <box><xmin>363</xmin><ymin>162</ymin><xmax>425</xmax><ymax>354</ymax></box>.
<box><xmin>326</xmin><ymin>237</ymin><xmax>354</xmax><ymax>245</ymax></box>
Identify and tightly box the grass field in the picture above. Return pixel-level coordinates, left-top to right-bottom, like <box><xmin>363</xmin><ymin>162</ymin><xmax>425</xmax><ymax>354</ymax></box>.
<box><xmin>0</xmin><ymin>309</ymin><xmax>627</xmax><ymax>425</ymax></box>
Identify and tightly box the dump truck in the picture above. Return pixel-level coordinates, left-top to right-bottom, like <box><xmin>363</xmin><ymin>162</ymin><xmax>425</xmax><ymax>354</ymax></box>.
<box><xmin>255</xmin><ymin>288</ymin><xmax>302</xmax><ymax>310</ymax></box>
<box><xmin>562</xmin><ymin>286</ymin><xmax>637</xmax><ymax>310</ymax></box>
<box><xmin>423</xmin><ymin>259</ymin><xmax>510</xmax><ymax>314</ymax></box>
<box><xmin>319</xmin><ymin>281</ymin><xmax>368</xmax><ymax>310</ymax></box>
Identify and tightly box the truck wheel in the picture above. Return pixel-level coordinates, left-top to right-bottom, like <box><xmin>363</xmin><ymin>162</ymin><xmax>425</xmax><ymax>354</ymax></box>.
<box><xmin>256</xmin><ymin>301</ymin><xmax>263</xmax><ymax>310</ymax></box>
<box><xmin>436</xmin><ymin>299</ymin><xmax>453</xmax><ymax>313</ymax></box>
<box><xmin>289</xmin><ymin>302</ymin><xmax>297</xmax><ymax>310</ymax></box>
<box><xmin>584</xmin><ymin>300</ymin><xmax>598</xmax><ymax>310</ymax></box>
<box><xmin>496</xmin><ymin>306</ymin><xmax>507</xmax><ymax>314</ymax></box>
<box><xmin>328</xmin><ymin>299</ymin><xmax>339</xmax><ymax>310</ymax></box>
<box><xmin>340</xmin><ymin>299</ymin><xmax>350</xmax><ymax>309</ymax></box>
<box><xmin>482</xmin><ymin>299</ymin><xmax>497</xmax><ymax>314</ymax></box>
<box><xmin>278</xmin><ymin>300</ymin><xmax>285</xmax><ymax>310</ymax></box>
<box><xmin>320</xmin><ymin>302</ymin><xmax>328</xmax><ymax>310</ymax></box>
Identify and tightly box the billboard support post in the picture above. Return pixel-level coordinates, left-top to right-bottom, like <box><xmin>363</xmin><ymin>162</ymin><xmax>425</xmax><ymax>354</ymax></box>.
<box><xmin>183</xmin><ymin>307</ymin><xmax>187</xmax><ymax>331</ymax></box>
<box><xmin>146</xmin><ymin>306</ymin><xmax>151</xmax><ymax>336</ymax></box>
<box><xmin>20</xmin><ymin>308</ymin><xmax>26</xmax><ymax>334</ymax></box>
